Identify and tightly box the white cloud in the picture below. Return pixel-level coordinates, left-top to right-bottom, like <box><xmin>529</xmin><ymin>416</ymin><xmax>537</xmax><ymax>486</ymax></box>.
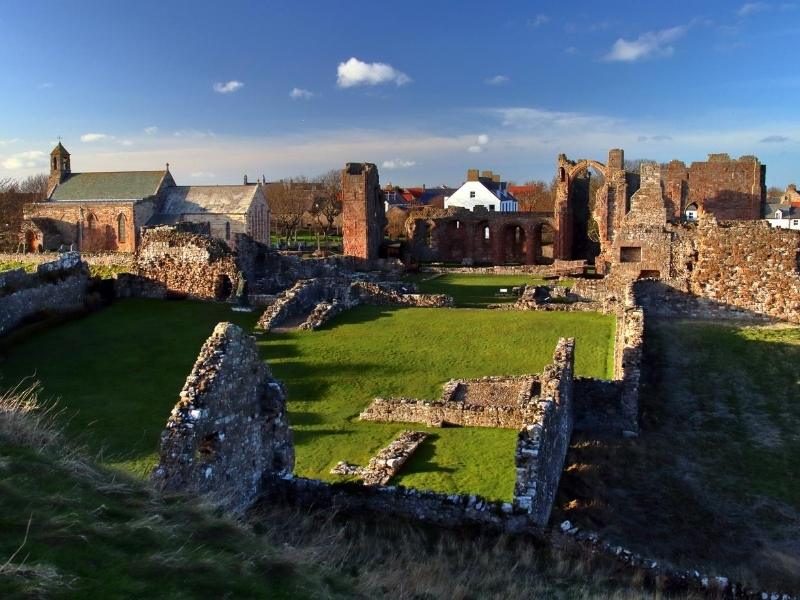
<box><xmin>382</xmin><ymin>158</ymin><xmax>416</xmax><ymax>169</ymax></box>
<box><xmin>527</xmin><ymin>14</ymin><xmax>549</xmax><ymax>28</ymax></box>
<box><xmin>213</xmin><ymin>80</ymin><xmax>244</xmax><ymax>94</ymax></box>
<box><xmin>81</xmin><ymin>132</ymin><xmax>112</xmax><ymax>142</ymax></box>
<box><xmin>336</xmin><ymin>57</ymin><xmax>411</xmax><ymax>88</ymax></box>
<box><xmin>488</xmin><ymin>107</ymin><xmax>615</xmax><ymax>131</ymax></box>
<box><xmin>144</xmin><ymin>126</ymin><xmax>159</xmax><ymax>135</ymax></box>
<box><xmin>290</xmin><ymin>87</ymin><xmax>314</xmax><ymax>99</ymax></box>
<box><xmin>467</xmin><ymin>134</ymin><xmax>490</xmax><ymax>153</ymax></box>
<box><xmin>0</xmin><ymin>138</ymin><xmax>19</xmax><ymax>146</ymax></box>
<box><xmin>120</xmin><ymin>140</ymin><xmax>134</xmax><ymax>147</ymax></box>
<box><xmin>2</xmin><ymin>150</ymin><xmax>45</xmax><ymax>170</ymax></box>
<box><xmin>737</xmin><ymin>2</ymin><xmax>769</xmax><ymax>15</ymax></box>
<box><xmin>604</xmin><ymin>25</ymin><xmax>688</xmax><ymax>62</ymax></box>
<box><xmin>484</xmin><ymin>75</ymin><xmax>509</xmax><ymax>85</ymax></box>
<box><xmin>190</xmin><ymin>171</ymin><xmax>216</xmax><ymax>178</ymax></box>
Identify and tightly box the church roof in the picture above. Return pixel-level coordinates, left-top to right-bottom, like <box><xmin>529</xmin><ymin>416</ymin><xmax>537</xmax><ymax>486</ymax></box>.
<box><xmin>158</xmin><ymin>185</ymin><xmax>261</xmax><ymax>216</ymax></box>
<box><xmin>51</xmin><ymin>142</ymin><xmax>70</xmax><ymax>156</ymax></box>
<box><xmin>51</xmin><ymin>171</ymin><xmax>168</xmax><ymax>201</ymax></box>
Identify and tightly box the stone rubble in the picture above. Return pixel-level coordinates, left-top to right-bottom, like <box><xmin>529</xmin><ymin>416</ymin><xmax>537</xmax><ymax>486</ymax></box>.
<box><xmin>331</xmin><ymin>430</ymin><xmax>429</xmax><ymax>486</ymax></box>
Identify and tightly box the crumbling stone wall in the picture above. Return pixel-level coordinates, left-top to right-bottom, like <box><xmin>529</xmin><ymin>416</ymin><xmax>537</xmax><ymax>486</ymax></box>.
<box><xmin>513</xmin><ymin>338</ymin><xmax>575</xmax><ymax>527</ymax></box>
<box><xmin>134</xmin><ymin>226</ymin><xmax>241</xmax><ymax>300</ymax></box>
<box><xmin>342</xmin><ymin>163</ymin><xmax>386</xmax><ymax>260</ymax></box>
<box><xmin>0</xmin><ymin>251</ymin><xmax>89</xmax><ymax>335</ymax></box>
<box><xmin>152</xmin><ymin>322</ymin><xmax>294</xmax><ymax>513</ymax></box>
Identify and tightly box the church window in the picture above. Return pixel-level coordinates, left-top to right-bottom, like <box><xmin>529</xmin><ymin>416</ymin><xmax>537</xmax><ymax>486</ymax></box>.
<box><xmin>117</xmin><ymin>214</ymin><xmax>127</xmax><ymax>243</ymax></box>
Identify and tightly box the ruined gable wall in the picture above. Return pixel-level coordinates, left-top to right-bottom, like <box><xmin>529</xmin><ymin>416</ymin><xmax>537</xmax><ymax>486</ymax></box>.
<box><xmin>0</xmin><ymin>252</ymin><xmax>89</xmax><ymax>335</ymax></box>
<box><xmin>514</xmin><ymin>338</ymin><xmax>575</xmax><ymax>527</ymax></box>
<box><xmin>152</xmin><ymin>322</ymin><xmax>294</xmax><ymax>513</ymax></box>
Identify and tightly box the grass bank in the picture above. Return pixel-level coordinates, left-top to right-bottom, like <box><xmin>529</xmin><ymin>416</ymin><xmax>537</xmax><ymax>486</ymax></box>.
<box><xmin>406</xmin><ymin>273</ymin><xmax>573</xmax><ymax>307</ymax></box>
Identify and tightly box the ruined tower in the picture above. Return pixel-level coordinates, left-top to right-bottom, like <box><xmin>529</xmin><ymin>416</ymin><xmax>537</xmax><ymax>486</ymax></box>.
<box><xmin>341</xmin><ymin>163</ymin><xmax>386</xmax><ymax>260</ymax></box>
<box><xmin>47</xmin><ymin>142</ymin><xmax>71</xmax><ymax>197</ymax></box>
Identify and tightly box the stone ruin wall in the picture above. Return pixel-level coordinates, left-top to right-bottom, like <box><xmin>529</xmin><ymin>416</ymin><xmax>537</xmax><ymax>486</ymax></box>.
<box><xmin>126</xmin><ymin>226</ymin><xmax>242</xmax><ymax>301</ymax></box>
<box><xmin>0</xmin><ymin>251</ymin><xmax>90</xmax><ymax>336</ymax></box>
<box><xmin>513</xmin><ymin>337</ymin><xmax>575</xmax><ymax>526</ymax></box>
<box><xmin>342</xmin><ymin>163</ymin><xmax>386</xmax><ymax>261</ymax></box>
<box><xmin>151</xmin><ymin>322</ymin><xmax>294</xmax><ymax>513</ymax></box>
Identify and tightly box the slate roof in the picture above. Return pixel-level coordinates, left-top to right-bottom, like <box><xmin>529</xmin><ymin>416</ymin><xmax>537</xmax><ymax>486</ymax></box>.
<box><xmin>51</xmin><ymin>171</ymin><xmax>167</xmax><ymax>201</ymax></box>
<box><xmin>765</xmin><ymin>203</ymin><xmax>800</xmax><ymax>218</ymax></box>
<box><xmin>158</xmin><ymin>185</ymin><xmax>260</xmax><ymax>216</ymax></box>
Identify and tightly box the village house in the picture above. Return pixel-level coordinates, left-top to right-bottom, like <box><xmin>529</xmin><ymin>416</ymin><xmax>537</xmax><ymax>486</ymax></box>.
<box><xmin>444</xmin><ymin>169</ymin><xmax>519</xmax><ymax>212</ymax></box>
<box><xmin>764</xmin><ymin>203</ymin><xmax>800</xmax><ymax>230</ymax></box>
<box><xmin>20</xmin><ymin>142</ymin><xmax>269</xmax><ymax>253</ymax></box>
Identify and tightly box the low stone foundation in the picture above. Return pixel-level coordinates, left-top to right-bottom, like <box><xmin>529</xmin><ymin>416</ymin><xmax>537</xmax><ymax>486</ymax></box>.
<box><xmin>151</xmin><ymin>322</ymin><xmax>294</xmax><ymax>513</ymax></box>
<box><xmin>331</xmin><ymin>430</ymin><xmax>429</xmax><ymax>485</ymax></box>
<box><xmin>256</xmin><ymin>277</ymin><xmax>453</xmax><ymax>332</ymax></box>
<box><xmin>0</xmin><ymin>252</ymin><xmax>90</xmax><ymax>336</ymax></box>
<box><xmin>360</xmin><ymin>375</ymin><xmax>539</xmax><ymax>429</ymax></box>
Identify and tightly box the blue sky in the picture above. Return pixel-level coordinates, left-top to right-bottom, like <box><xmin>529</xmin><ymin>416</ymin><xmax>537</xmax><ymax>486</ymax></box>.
<box><xmin>0</xmin><ymin>0</ymin><xmax>798</xmax><ymax>187</ymax></box>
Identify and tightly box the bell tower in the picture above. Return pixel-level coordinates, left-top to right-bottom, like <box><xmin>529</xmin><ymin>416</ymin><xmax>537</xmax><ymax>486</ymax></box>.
<box><xmin>47</xmin><ymin>142</ymin><xmax>71</xmax><ymax>197</ymax></box>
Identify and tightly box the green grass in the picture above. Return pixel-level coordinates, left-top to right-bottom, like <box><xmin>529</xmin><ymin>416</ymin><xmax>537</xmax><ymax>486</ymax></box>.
<box><xmin>406</xmin><ymin>273</ymin><xmax>573</xmax><ymax>308</ymax></box>
<box><xmin>0</xmin><ymin>260</ymin><xmax>36</xmax><ymax>273</ymax></box>
<box><xmin>0</xmin><ymin>299</ymin><xmax>614</xmax><ymax>501</ymax></box>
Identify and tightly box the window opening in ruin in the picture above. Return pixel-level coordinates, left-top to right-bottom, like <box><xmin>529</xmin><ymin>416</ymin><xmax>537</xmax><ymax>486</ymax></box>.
<box><xmin>483</xmin><ymin>226</ymin><xmax>490</xmax><ymax>240</ymax></box>
<box><xmin>639</xmin><ymin>270</ymin><xmax>660</xmax><ymax>279</ymax></box>
<box><xmin>117</xmin><ymin>214</ymin><xmax>127</xmax><ymax>243</ymax></box>
<box><xmin>87</xmin><ymin>214</ymin><xmax>97</xmax><ymax>230</ymax></box>
<box><xmin>514</xmin><ymin>226</ymin><xmax>522</xmax><ymax>244</ymax></box>
<box><xmin>215</xmin><ymin>275</ymin><xmax>233</xmax><ymax>300</ymax></box>
<box><xmin>455</xmin><ymin>220</ymin><xmax>461</xmax><ymax>229</ymax></box>
<box><xmin>620</xmin><ymin>246</ymin><xmax>642</xmax><ymax>263</ymax></box>
<box><xmin>225</xmin><ymin>221</ymin><xmax>231</xmax><ymax>240</ymax></box>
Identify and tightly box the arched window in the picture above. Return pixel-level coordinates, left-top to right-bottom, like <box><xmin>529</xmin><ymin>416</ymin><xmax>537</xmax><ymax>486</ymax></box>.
<box><xmin>117</xmin><ymin>214</ymin><xmax>127</xmax><ymax>243</ymax></box>
<box><xmin>225</xmin><ymin>221</ymin><xmax>231</xmax><ymax>240</ymax></box>
<box><xmin>87</xmin><ymin>213</ymin><xmax>97</xmax><ymax>230</ymax></box>
<box><xmin>483</xmin><ymin>226</ymin><xmax>490</xmax><ymax>240</ymax></box>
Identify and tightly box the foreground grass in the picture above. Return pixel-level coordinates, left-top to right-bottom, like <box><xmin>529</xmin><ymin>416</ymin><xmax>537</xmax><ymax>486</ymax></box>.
<box><xmin>0</xmin><ymin>390</ymin><xmax>346</xmax><ymax>599</ymax></box>
<box><xmin>262</xmin><ymin>305</ymin><xmax>615</xmax><ymax>499</ymax></box>
<box><xmin>558</xmin><ymin>319</ymin><xmax>800</xmax><ymax>591</ymax></box>
<box><xmin>407</xmin><ymin>273</ymin><xmax>573</xmax><ymax>307</ymax></box>
<box><xmin>0</xmin><ymin>299</ymin><xmax>614</xmax><ymax>501</ymax></box>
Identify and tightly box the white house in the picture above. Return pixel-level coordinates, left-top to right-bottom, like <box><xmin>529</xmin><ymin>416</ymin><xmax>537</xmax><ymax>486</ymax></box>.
<box><xmin>684</xmin><ymin>202</ymin><xmax>699</xmax><ymax>222</ymax></box>
<box><xmin>444</xmin><ymin>169</ymin><xmax>518</xmax><ymax>212</ymax></box>
<box><xmin>765</xmin><ymin>204</ymin><xmax>800</xmax><ymax>230</ymax></box>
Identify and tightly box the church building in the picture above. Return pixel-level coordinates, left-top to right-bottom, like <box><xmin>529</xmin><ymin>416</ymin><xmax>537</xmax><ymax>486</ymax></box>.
<box><xmin>21</xmin><ymin>142</ymin><xmax>269</xmax><ymax>253</ymax></box>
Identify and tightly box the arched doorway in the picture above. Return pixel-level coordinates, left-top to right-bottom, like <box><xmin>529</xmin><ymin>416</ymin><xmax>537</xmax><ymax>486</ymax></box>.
<box><xmin>215</xmin><ymin>275</ymin><xmax>233</xmax><ymax>300</ymax></box>
<box><xmin>537</xmin><ymin>223</ymin><xmax>555</xmax><ymax>264</ymax></box>
<box><xmin>24</xmin><ymin>230</ymin><xmax>37</xmax><ymax>253</ymax></box>
<box><xmin>501</xmin><ymin>224</ymin><xmax>527</xmax><ymax>264</ymax></box>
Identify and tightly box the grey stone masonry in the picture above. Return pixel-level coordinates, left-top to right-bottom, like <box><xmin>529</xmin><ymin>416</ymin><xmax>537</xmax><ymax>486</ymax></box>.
<box><xmin>151</xmin><ymin>322</ymin><xmax>294</xmax><ymax>513</ymax></box>
<box><xmin>331</xmin><ymin>430</ymin><xmax>429</xmax><ymax>485</ymax></box>
<box><xmin>513</xmin><ymin>337</ymin><xmax>575</xmax><ymax>527</ymax></box>
<box><xmin>0</xmin><ymin>251</ymin><xmax>89</xmax><ymax>336</ymax></box>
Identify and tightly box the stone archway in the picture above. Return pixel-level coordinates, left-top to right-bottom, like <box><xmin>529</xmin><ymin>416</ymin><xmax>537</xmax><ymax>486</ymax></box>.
<box><xmin>553</xmin><ymin>149</ymin><xmax>628</xmax><ymax>269</ymax></box>
<box><xmin>501</xmin><ymin>224</ymin><xmax>528</xmax><ymax>264</ymax></box>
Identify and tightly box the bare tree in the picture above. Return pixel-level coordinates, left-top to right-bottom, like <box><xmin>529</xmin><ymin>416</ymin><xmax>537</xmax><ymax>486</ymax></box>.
<box><xmin>269</xmin><ymin>178</ymin><xmax>308</xmax><ymax>245</ymax></box>
<box><xmin>385</xmin><ymin>206</ymin><xmax>408</xmax><ymax>240</ymax></box>
<box><xmin>18</xmin><ymin>173</ymin><xmax>49</xmax><ymax>199</ymax></box>
<box><xmin>310</xmin><ymin>169</ymin><xmax>342</xmax><ymax>244</ymax></box>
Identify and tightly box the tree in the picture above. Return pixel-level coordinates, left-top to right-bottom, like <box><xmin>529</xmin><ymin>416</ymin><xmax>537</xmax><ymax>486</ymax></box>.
<box><xmin>767</xmin><ymin>186</ymin><xmax>784</xmax><ymax>201</ymax></box>
<box><xmin>385</xmin><ymin>206</ymin><xmax>408</xmax><ymax>240</ymax></box>
<box><xmin>269</xmin><ymin>178</ymin><xmax>308</xmax><ymax>245</ymax></box>
<box><xmin>515</xmin><ymin>180</ymin><xmax>555</xmax><ymax>212</ymax></box>
<box><xmin>310</xmin><ymin>169</ymin><xmax>342</xmax><ymax>243</ymax></box>
<box><xmin>623</xmin><ymin>158</ymin><xmax>656</xmax><ymax>174</ymax></box>
<box><xmin>18</xmin><ymin>173</ymin><xmax>49</xmax><ymax>199</ymax></box>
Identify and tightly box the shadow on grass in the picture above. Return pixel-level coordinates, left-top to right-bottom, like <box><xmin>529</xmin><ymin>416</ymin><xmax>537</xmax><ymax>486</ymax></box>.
<box><xmin>396</xmin><ymin>433</ymin><xmax>457</xmax><ymax>478</ymax></box>
<box><xmin>292</xmin><ymin>428</ymin><xmax>351</xmax><ymax>447</ymax></box>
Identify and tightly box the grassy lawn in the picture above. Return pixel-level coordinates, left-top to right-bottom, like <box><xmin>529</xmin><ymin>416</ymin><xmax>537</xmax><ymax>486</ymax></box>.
<box><xmin>558</xmin><ymin>319</ymin><xmax>800</xmax><ymax>589</ymax></box>
<box><xmin>406</xmin><ymin>273</ymin><xmax>573</xmax><ymax>308</ymax></box>
<box><xmin>0</xmin><ymin>299</ymin><xmax>614</xmax><ymax>502</ymax></box>
<box><xmin>0</xmin><ymin>259</ymin><xmax>130</xmax><ymax>278</ymax></box>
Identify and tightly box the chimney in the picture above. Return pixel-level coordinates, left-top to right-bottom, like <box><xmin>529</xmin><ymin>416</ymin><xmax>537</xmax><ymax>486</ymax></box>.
<box><xmin>243</xmin><ymin>174</ymin><xmax>248</xmax><ymax>184</ymax></box>
<box><xmin>467</xmin><ymin>168</ymin><xmax>479</xmax><ymax>182</ymax></box>
<box><xmin>481</xmin><ymin>170</ymin><xmax>493</xmax><ymax>180</ymax></box>
<box><xmin>492</xmin><ymin>173</ymin><xmax>501</xmax><ymax>183</ymax></box>
<box><xmin>422</xmin><ymin>183</ymin><xmax>426</xmax><ymax>191</ymax></box>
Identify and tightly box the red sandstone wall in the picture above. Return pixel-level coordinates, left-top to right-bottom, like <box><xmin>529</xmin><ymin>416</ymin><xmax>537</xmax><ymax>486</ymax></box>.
<box><xmin>686</xmin><ymin>155</ymin><xmax>764</xmax><ymax>220</ymax></box>
<box><xmin>342</xmin><ymin>163</ymin><xmax>385</xmax><ymax>260</ymax></box>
